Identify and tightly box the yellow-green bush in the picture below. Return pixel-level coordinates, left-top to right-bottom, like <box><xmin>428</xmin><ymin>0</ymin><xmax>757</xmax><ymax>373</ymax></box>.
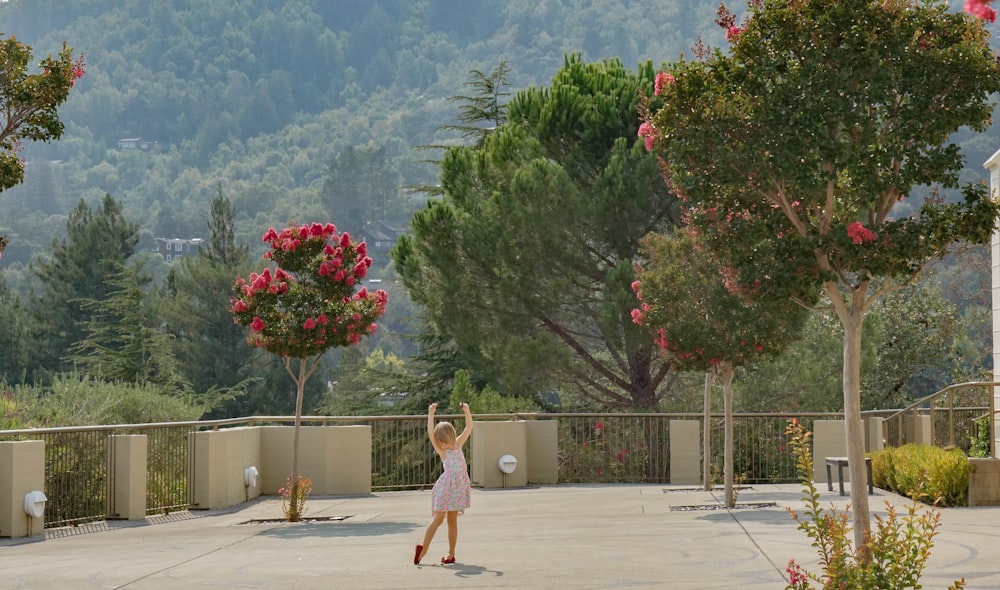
<box><xmin>869</xmin><ymin>444</ymin><xmax>970</xmax><ymax>507</ymax></box>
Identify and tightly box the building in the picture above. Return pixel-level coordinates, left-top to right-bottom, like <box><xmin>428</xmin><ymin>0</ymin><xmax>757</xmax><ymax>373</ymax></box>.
<box><xmin>153</xmin><ymin>238</ymin><xmax>204</xmax><ymax>261</ymax></box>
<box><xmin>117</xmin><ymin>138</ymin><xmax>161</xmax><ymax>152</ymax></box>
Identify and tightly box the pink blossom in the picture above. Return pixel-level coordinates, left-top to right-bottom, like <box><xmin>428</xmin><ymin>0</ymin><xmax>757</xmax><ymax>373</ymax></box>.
<box><xmin>630</xmin><ymin>280</ymin><xmax>641</xmax><ymax>293</ymax></box>
<box><xmin>303</xmin><ymin>317</ymin><xmax>317</xmax><ymax>329</ymax></box>
<box><xmin>631</xmin><ymin>308</ymin><xmax>644</xmax><ymax>325</ymax></box>
<box><xmin>233</xmin><ymin>300</ymin><xmax>248</xmax><ymax>313</ymax></box>
<box><xmin>637</xmin><ymin>121</ymin><xmax>656</xmax><ymax>151</ymax></box>
<box><xmin>595</xmin><ymin>421</ymin><xmax>605</xmax><ymax>431</ymax></box>
<box><xmin>340</xmin><ymin>233</ymin><xmax>351</xmax><ymax>247</ymax></box>
<box><xmin>965</xmin><ymin>0</ymin><xmax>997</xmax><ymax>22</ymax></box>
<box><xmin>250</xmin><ymin>316</ymin><xmax>266</xmax><ymax>332</ymax></box>
<box><xmin>318</xmin><ymin>313</ymin><xmax>329</xmax><ymax>325</ymax></box>
<box><xmin>847</xmin><ymin>221</ymin><xmax>877</xmax><ymax>244</ymax></box>
<box><xmin>726</xmin><ymin>25</ymin><xmax>744</xmax><ymax>41</ymax></box>
<box><xmin>654</xmin><ymin>71</ymin><xmax>675</xmax><ymax>96</ymax></box>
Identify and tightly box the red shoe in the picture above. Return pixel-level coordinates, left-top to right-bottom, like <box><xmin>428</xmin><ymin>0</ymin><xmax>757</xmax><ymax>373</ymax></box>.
<box><xmin>414</xmin><ymin>544</ymin><xmax>423</xmax><ymax>565</ymax></box>
<box><xmin>441</xmin><ymin>555</ymin><xmax>456</xmax><ymax>564</ymax></box>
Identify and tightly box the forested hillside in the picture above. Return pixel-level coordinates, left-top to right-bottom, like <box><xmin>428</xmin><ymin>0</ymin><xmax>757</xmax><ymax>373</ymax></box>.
<box><xmin>0</xmin><ymin>0</ymin><xmax>728</xmax><ymax>276</ymax></box>
<box><xmin>0</xmin><ymin>0</ymin><xmax>996</xmax><ymax>421</ymax></box>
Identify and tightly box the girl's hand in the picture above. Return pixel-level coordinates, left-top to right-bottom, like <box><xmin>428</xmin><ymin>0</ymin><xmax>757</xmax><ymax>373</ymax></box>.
<box><xmin>429</xmin><ymin>402</ymin><xmax>438</xmax><ymax>413</ymax></box>
<box><xmin>460</xmin><ymin>402</ymin><xmax>471</xmax><ymax>412</ymax></box>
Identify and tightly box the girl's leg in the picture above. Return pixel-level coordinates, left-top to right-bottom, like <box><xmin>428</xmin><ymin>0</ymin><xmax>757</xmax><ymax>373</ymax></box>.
<box><xmin>446</xmin><ymin>511</ymin><xmax>459</xmax><ymax>558</ymax></box>
<box><xmin>418</xmin><ymin>512</ymin><xmax>446</xmax><ymax>562</ymax></box>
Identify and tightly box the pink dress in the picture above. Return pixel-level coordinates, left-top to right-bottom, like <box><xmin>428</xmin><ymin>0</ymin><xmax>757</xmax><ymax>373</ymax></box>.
<box><xmin>432</xmin><ymin>448</ymin><xmax>471</xmax><ymax>513</ymax></box>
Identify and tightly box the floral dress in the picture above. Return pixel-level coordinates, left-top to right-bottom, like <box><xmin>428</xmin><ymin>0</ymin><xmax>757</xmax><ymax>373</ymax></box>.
<box><xmin>432</xmin><ymin>447</ymin><xmax>471</xmax><ymax>513</ymax></box>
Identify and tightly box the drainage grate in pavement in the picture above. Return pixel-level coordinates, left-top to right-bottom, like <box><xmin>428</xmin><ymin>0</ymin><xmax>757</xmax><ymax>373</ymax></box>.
<box><xmin>662</xmin><ymin>486</ymin><xmax>753</xmax><ymax>493</ymax></box>
<box><xmin>669</xmin><ymin>502</ymin><xmax>776</xmax><ymax>512</ymax></box>
<box><xmin>238</xmin><ymin>515</ymin><xmax>352</xmax><ymax>525</ymax></box>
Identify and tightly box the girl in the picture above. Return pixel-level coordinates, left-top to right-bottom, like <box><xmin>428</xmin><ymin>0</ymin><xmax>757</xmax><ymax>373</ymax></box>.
<box><xmin>414</xmin><ymin>401</ymin><xmax>473</xmax><ymax>565</ymax></box>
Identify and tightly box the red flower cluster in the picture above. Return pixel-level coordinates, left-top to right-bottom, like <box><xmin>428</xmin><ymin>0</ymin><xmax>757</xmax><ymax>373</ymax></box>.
<box><xmin>965</xmin><ymin>0</ymin><xmax>996</xmax><ymax>22</ymax></box>
<box><xmin>847</xmin><ymin>221</ymin><xmax>877</xmax><ymax>244</ymax></box>
<box><xmin>637</xmin><ymin>121</ymin><xmax>656</xmax><ymax>151</ymax></box>
<box><xmin>231</xmin><ymin>222</ymin><xmax>388</xmax><ymax>357</ymax></box>
<box><xmin>654</xmin><ymin>71</ymin><xmax>675</xmax><ymax>96</ymax></box>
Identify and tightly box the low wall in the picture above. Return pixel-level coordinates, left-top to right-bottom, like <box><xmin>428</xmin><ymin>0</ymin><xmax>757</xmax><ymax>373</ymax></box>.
<box><xmin>0</xmin><ymin>440</ymin><xmax>45</xmax><ymax>539</ymax></box>
<box><xmin>190</xmin><ymin>426</ymin><xmax>263</xmax><ymax>510</ymax></box>
<box><xmin>471</xmin><ymin>420</ymin><xmax>559</xmax><ymax>488</ymax></box>
<box><xmin>969</xmin><ymin>458</ymin><xmax>1000</xmax><ymax>507</ymax></box>
<box><xmin>259</xmin><ymin>425</ymin><xmax>372</xmax><ymax>495</ymax></box>
<box><xmin>190</xmin><ymin>425</ymin><xmax>372</xmax><ymax>510</ymax></box>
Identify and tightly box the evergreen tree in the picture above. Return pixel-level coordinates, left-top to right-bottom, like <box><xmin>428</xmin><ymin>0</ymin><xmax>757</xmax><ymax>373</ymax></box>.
<box><xmin>320</xmin><ymin>145</ymin><xmax>401</xmax><ymax>236</ymax></box>
<box><xmin>160</xmin><ymin>189</ymin><xmax>256</xmax><ymax>417</ymax></box>
<box><xmin>0</xmin><ymin>272</ymin><xmax>28</xmax><ymax>381</ymax></box>
<box><xmin>394</xmin><ymin>56</ymin><xmax>681</xmax><ymax>409</ymax></box>
<box><xmin>28</xmin><ymin>194</ymin><xmax>139</xmax><ymax>380</ymax></box>
<box><xmin>439</xmin><ymin>61</ymin><xmax>511</xmax><ymax>148</ymax></box>
<box><xmin>66</xmin><ymin>264</ymin><xmax>188</xmax><ymax>391</ymax></box>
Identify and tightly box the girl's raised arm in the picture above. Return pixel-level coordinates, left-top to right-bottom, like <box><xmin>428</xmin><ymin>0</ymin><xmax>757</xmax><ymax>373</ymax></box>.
<box><xmin>456</xmin><ymin>402</ymin><xmax>473</xmax><ymax>447</ymax></box>
<box><xmin>427</xmin><ymin>403</ymin><xmax>442</xmax><ymax>452</ymax></box>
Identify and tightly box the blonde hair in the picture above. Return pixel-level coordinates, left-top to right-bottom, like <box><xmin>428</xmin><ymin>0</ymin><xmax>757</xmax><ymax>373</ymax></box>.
<box><xmin>434</xmin><ymin>421</ymin><xmax>457</xmax><ymax>447</ymax></box>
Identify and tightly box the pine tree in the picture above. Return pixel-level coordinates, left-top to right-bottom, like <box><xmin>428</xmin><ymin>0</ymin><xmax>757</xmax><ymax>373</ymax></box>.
<box><xmin>29</xmin><ymin>194</ymin><xmax>139</xmax><ymax>379</ymax></box>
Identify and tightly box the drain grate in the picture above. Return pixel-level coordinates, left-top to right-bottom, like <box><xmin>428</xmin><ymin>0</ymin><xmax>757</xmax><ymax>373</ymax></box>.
<box><xmin>669</xmin><ymin>502</ymin><xmax>776</xmax><ymax>512</ymax></box>
<box><xmin>238</xmin><ymin>515</ymin><xmax>352</xmax><ymax>525</ymax></box>
<box><xmin>662</xmin><ymin>486</ymin><xmax>753</xmax><ymax>493</ymax></box>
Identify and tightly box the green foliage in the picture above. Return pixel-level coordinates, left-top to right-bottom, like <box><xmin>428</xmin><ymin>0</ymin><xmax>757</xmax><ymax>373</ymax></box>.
<box><xmin>636</xmin><ymin>228</ymin><xmax>808</xmax><ymax>371</ymax></box>
<box><xmin>67</xmin><ymin>263</ymin><xmax>189</xmax><ymax>391</ymax></box>
<box><xmin>0</xmin><ymin>34</ymin><xmax>83</xmax><ymax>191</ymax></box>
<box><xmin>557</xmin><ymin>416</ymin><xmax>663</xmax><ymax>483</ymax></box>
<box><xmin>648</xmin><ymin>0</ymin><xmax>1000</xmax><ymax>539</ymax></box>
<box><xmin>395</xmin><ymin>56</ymin><xmax>680</xmax><ymax>409</ymax></box>
<box><xmin>968</xmin><ymin>416</ymin><xmax>991</xmax><ymax>458</ymax></box>
<box><xmin>28</xmin><ymin>194</ymin><xmax>140</xmax><ymax>380</ymax></box>
<box><xmin>784</xmin><ymin>420</ymin><xmax>965</xmax><ymax>590</ymax></box>
<box><xmin>870</xmin><ymin>444</ymin><xmax>971</xmax><ymax>507</ymax></box>
<box><xmin>6</xmin><ymin>373</ymin><xmax>205</xmax><ymax>426</ymax></box>
<box><xmin>448</xmin><ymin>369</ymin><xmax>539</xmax><ymax>414</ymax></box>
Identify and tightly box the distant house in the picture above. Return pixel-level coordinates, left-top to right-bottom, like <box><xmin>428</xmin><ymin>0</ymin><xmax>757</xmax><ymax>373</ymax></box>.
<box><xmin>117</xmin><ymin>137</ymin><xmax>161</xmax><ymax>152</ymax></box>
<box><xmin>153</xmin><ymin>238</ymin><xmax>203</xmax><ymax>261</ymax></box>
<box><xmin>361</xmin><ymin>220</ymin><xmax>406</xmax><ymax>250</ymax></box>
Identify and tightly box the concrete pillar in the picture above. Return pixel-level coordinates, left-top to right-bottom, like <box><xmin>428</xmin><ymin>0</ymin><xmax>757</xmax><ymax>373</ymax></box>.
<box><xmin>912</xmin><ymin>415</ymin><xmax>932</xmax><ymax>446</ymax></box>
<box><xmin>108</xmin><ymin>435</ymin><xmax>147</xmax><ymax>520</ymax></box>
<box><xmin>0</xmin><ymin>440</ymin><xmax>45</xmax><ymax>539</ymax></box>
<box><xmin>471</xmin><ymin>421</ymin><xmax>528</xmax><ymax>488</ymax></box>
<box><xmin>190</xmin><ymin>426</ymin><xmax>263</xmax><ymax>509</ymax></box>
<box><xmin>867</xmin><ymin>417</ymin><xmax>885</xmax><ymax>452</ymax></box>
<box><xmin>812</xmin><ymin>419</ymin><xmax>847</xmax><ymax>483</ymax></box>
<box><xmin>669</xmin><ymin>420</ymin><xmax>701</xmax><ymax>485</ymax></box>
<box><xmin>984</xmin><ymin>149</ymin><xmax>1000</xmax><ymax>458</ymax></box>
<box><xmin>525</xmin><ymin>421</ymin><xmax>558</xmax><ymax>484</ymax></box>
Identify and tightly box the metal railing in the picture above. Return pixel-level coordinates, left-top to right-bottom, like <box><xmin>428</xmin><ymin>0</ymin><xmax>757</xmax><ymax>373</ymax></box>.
<box><xmin>881</xmin><ymin>381</ymin><xmax>998</xmax><ymax>455</ymax></box>
<box><xmin>0</xmin><ymin>407</ymin><xmax>990</xmax><ymax>528</ymax></box>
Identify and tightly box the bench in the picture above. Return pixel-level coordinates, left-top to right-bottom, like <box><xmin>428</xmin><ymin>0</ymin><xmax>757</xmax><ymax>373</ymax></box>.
<box><xmin>824</xmin><ymin>456</ymin><xmax>873</xmax><ymax>496</ymax></box>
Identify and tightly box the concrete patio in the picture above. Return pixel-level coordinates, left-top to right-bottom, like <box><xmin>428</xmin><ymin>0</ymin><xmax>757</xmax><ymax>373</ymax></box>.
<box><xmin>1</xmin><ymin>483</ymin><xmax>998</xmax><ymax>589</ymax></box>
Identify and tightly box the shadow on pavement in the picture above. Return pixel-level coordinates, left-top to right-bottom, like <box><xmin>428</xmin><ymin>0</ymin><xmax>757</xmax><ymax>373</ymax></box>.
<box><xmin>254</xmin><ymin>520</ymin><xmax>420</xmax><ymax>539</ymax></box>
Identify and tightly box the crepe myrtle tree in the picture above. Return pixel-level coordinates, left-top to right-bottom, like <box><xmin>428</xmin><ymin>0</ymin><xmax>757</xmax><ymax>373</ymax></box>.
<box><xmin>643</xmin><ymin>0</ymin><xmax>1000</xmax><ymax>546</ymax></box>
<box><xmin>232</xmin><ymin>223</ymin><xmax>388</xmax><ymax>521</ymax></box>
<box><xmin>633</xmin><ymin>227</ymin><xmax>807</xmax><ymax>506</ymax></box>
<box><xmin>0</xmin><ymin>35</ymin><xmax>83</xmax><ymax>259</ymax></box>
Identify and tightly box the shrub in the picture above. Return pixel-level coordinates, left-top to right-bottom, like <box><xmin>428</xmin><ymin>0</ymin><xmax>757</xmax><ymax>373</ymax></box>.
<box><xmin>784</xmin><ymin>420</ymin><xmax>965</xmax><ymax>590</ymax></box>
<box><xmin>869</xmin><ymin>444</ymin><xmax>970</xmax><ymax>507</ymax></box>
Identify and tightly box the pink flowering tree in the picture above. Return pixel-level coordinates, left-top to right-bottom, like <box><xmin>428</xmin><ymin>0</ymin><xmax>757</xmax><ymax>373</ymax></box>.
<box><xmin>633</xmin><ymin>228</ymin><xmax>807</xmax><ymax>506</ymax></box>
<box><xmin>232</xmin><ymin>222</ymin><xmax>388</xmax><ymax>521</ymax></box>
<box><xmin>0</xmin><ymin>35</ymin><xmax>83</xmax><ymax>260</ymax></box>
<box><xmin>644</xmin><ymin>0</ymin><xmax>1000</xmax><ymax>546</ymax></box>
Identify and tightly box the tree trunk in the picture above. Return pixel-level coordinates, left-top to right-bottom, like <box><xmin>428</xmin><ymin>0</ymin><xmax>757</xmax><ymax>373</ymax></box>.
<box><xmin>719</xmin><ymin>363</ymin><xmax>735</xmax><ymax>508</ymax></box>
<box><xmin>842</xmin><ymin>307</ymin><xmax>870</xmax><ymax>550</ymax></box>
<box><xmin>286</xmin><ymin>357</ymin><xmax>308</xmax><ymax>522</ymax></box>
<box><xmin>703</xmin><ymin>372</ymin><xmax>713</xmax><ymax>491</ymax></box>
